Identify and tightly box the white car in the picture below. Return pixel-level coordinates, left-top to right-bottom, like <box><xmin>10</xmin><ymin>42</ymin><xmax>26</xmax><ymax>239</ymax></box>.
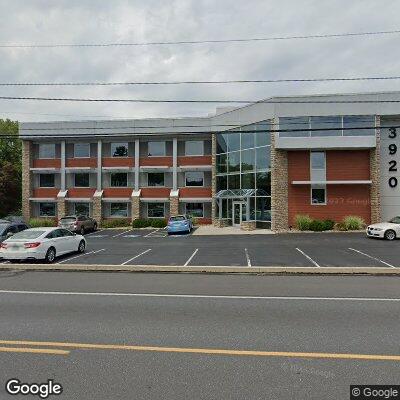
<box><xmin>0</xmin><ymin>227</ymin><xmax>86</xmax><ymax>263</ymax></box>
<box><xmin>366</xmin><ymin>216</ymin><xmax>400</xmax><ymax>240</ymax></box>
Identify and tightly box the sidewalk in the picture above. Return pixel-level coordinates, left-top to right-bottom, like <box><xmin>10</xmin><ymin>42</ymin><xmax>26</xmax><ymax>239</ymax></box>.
<box><xmin>192</xmin><ymin>226</ymin><xmax>274</xmax><ymax>235</ymax></box>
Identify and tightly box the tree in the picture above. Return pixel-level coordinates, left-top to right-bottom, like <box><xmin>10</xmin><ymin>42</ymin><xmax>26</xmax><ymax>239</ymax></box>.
<box><xmin>0</xmin><ymin>119</ymin><xmax>21</xmax><ymax>217</ymax></box>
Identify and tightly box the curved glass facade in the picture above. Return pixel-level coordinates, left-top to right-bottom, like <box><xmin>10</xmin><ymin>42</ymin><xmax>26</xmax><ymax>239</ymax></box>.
<box><xmin>215</xmin><ymin>121</ymin><xmax>271</xmax><ymax>228</ymax></box>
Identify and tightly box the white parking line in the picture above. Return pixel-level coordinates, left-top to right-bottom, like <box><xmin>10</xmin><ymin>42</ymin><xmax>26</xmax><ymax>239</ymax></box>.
<box><xmin>112</xmin><ymin>230</ymin><xmax>131</xmax><ymax>238</ymax></box>
<box><xmin>184</xmin><ymin>249</ymin><xmax>198</xmax><ymax>266</ymax></box>
<box><xmin>121</xmin><ymin>249</ymin><xmax>152</xmax><ymax>266</ymax></box>
<box><xmin>244</xmin><ymin>248</ymin><xmax>251</xmax><ymax>267</ymax></box>
<box><xmin>56</xmin><ymin>248</ymin><xmax>106</xmax><ymax>264</ymax></box>
<box><xmin>144</xmin><ymin>230</ymin><xmax>158</xmax><ymax>238</ymax></box>
<box><xmin>348</xmin><ymin>248</ymin><xmax>396</xmax><ymax>268</ymax></box>
<box><xmin>295</xmin><ymin>248</ymin><xmax>321</xmax><ymax>268</ymax></box>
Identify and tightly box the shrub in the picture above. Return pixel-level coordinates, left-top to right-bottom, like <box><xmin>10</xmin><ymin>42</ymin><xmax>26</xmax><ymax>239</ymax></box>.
<box><xmin>101</xmin><ymin>219</ymin><xmax>131</xmax><ymax>228</ymax></box>
<box><xmin>294</xmin><ymin>214</ymin><xmax>313</xmax><ymax>231</ymax></box>
<box><xmin>132</xmin><ymin>219</ymin><xmax>151</xmax><ymax>228</ymax></box>
<box><xmin>322</xmin><ymin>219</ymin><xmax>335</xmax><ymax>231</ymax></box>
<box><xmin>342</xmin><ymin>215</ymin><xmax>365</xmax><ymax>231</ymax></box>
<box><xmin>335</xmin><ymin>222</ymin><xmax>347</xmax><ymax>231</ymax></box>
<box><xmin>150</xmin><ymin>219</ymin><xmax>167</xmax><ymax>228</ymax></box>
<box><xmin>309</xmin><ymin>219</ymin><xmax>326</xmax><ymax>232</ymax></box>
<box><xmin>28</xmin><ymin>218</ymin><xmax>57</xmax><ymax>227</ymax></box>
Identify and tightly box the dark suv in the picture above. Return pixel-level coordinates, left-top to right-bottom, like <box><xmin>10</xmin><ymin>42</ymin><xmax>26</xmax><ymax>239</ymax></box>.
<box><xmin>0</xmin><ymin>219</ymin><xmax>29</xmax><ymax>243</ymax></box>
<box><xmin>58</xmin><ymin>215</ymin><xmax>97</xmax><ymax>235</ymax></box>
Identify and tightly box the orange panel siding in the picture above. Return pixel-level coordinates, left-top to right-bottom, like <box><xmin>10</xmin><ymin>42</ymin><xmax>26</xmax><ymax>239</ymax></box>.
<box><xmin>66</xmin><ymin>158</ymin><xmax>97</xmax><ymax>168</ymax></box>
<box><xmin>180</xmin><ymin>188</ymin><xmax>212</xmax><ymax>198</ymax></box>
<box><xmin>141</xmin><ymin>188</ymin><xmax>171</xmax><ymax>198</ymax></box>
<box><xmin>140</xmin><ymin>157</ymin><xmax>173</xmax><ymax>167</ymax></box>
<box><xmin>288</xmin><ymin>151</ymin><xmax>310</xmax><ymax>181</ymax></box>
<box><xmin>196</xmin><ymin>218</ymin><xmax>212</xmax><ymax>225</ymax></box>
<box><xmin>102</xmin><ymin>157</ymin><xmax>134</xmax><ymax>167</ymax></box>
<box><xmin>33</xmin><ymin>159</ymin><xmax>61</xmax><ymax>168</ymax></box>
<box><xmin>178</xmin><ymin>156</ymin><xmax>212</xmax><ymax>166</ymax></box>
<box><xmin>326</xmin><ymin>150</ymin><xmax>370</xmax><ymax>180</ymax></box>
<box><xmin>32</xmin><ymin>188</ymin><xmax>59</xmax><ymax>198</ymax></box>
<box><xmin>103</xmin><ymin>188</ymin><xmax>133</xmax><ymax>198</ymax></box>
<box><xmin>67</xmin><ymin>188</ymin><xmax>96</xmax><ymax>198</ymax></box>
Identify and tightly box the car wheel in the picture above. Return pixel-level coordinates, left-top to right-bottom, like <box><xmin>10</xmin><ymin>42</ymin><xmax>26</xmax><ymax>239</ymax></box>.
<box><xmin>93</xmin><ymin>223</ymin><xmax>97</xmax><ymax>232</ymax></box>
<box><xmin>78</xmin><ymin>240</ymin><xmax>86</xmax><ymax>253</ymax></box>
<box><xmin>45</xmin><ymin>247</ymin><xmax>56</xmax><ymax>264</ymax></box>
<box><xmin>384</xmin><ymin>230</ymin><xmax>396</xmax><ymax>241</ymax></box>
<box><xmin>80</xmin><ymin>226</ymin><xmax>85</xmax><ymax>235</ymax></box>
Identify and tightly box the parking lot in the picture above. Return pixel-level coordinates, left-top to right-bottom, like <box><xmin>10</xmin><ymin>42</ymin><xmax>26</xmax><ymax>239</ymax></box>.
<box><xmin>2</xmin><ymin>229</ymin><xmax>397</xmax><ymax>268</ymax></box>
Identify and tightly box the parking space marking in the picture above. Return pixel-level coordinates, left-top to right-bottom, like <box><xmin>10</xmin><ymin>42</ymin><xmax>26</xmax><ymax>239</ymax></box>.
<box><xmin>295</xmin><ymin>248</ymin><xmax>321</xmax><ymax>268</ymax></box>
<box><xmin>348</xmin><ymin>248</ymin><xmax>396</xmax><ymax>268</ymax></box>
<box><xmin>183</xmin><ymin>249</ymin><xmax>198</xmax><ymax>266</ymax></box>
<box><xmin>244</xmin><ymin>248</ymin><xmax>251</xmax><ymax>267</ymax></box>
<box><xmin>88</xmin><ymin>235</ymin><xmax>108</xmax><ymax>238</ymax></box>
<box><xmin>121</xmin><ymin>249</ymin><xmax>152</xmax><ymax>266</ymax></box>
<box><xmin>57</xmin><ymin>248</ymin><xmax>106</xmax><ymax>264</ymax></box>
<box><xmin>112</xmin><ymin>230</ymin><xmax>132</xmax><ymax>238</ymax></box>
<box><xmin>144</xmin><ymin>230</ymin><xmax>159</xmax><ymax>238</ymax></box>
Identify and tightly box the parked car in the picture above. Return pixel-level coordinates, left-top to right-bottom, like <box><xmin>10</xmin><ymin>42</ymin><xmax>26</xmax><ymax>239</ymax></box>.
<box><xmin>0</xmin><ymin>227</ymin><xmax>86</xmax><ymax>263</ymax></box>
<box><xmin>366</xmin><ymin>216</ymin><xmax>400</xmax><ymax>240</ymax></box>
<box><xmin>58</xmin><ymin>215</ymin><xmax>97</xmax><ymax>235</ymax></box>
<box><xmin>0</xmin><ymin>220</ymin><xmax>29</xmax><ymax>243</ymax></box>
<box><xmin>167</xmin><ymin>215</ymin><xmax>193</xmax><ymax>234</ymax></box>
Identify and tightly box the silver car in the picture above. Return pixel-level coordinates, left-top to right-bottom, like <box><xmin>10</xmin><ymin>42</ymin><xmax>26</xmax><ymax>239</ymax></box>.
<box><xmin>58</xmin><ymin>215</ymin><xmax>97</xmax><ymax>235</ymax></box>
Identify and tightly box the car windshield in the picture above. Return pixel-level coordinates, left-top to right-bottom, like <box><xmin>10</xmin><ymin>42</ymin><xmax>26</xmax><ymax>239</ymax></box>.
<box><xmin>0</xmin><ymin>224</ymin><xmax>8</xmax><ymax>235</ymax></box>
<box><xmin>170</xmin><ymin>216</ymin><xmax>186</xmax><ymax>221</ymax></box>
<box><xmin>10</xmin><ymin>230</ymin><xmax>45</xmax><ymax>240</ymax></box>
<box><xmin>60</xmin><ymin>218</ymin><xmax>76</xmax><ymax>223</ymax></box>
<box><xmin>389</xmin><ymin>217</ymin><xmax>400</xmax><ymax>224</ymax></box>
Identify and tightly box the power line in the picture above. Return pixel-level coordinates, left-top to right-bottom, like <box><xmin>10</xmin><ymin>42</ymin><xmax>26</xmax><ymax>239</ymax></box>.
<box><xmin>1</xmin><ymin>76</ymin><xmax>400</xmax><ymax>86</ymax></box>
<box><xmin>1</xmin><ymin>29</ymin><xmax>400</xmax><ymax>48</ymax></box>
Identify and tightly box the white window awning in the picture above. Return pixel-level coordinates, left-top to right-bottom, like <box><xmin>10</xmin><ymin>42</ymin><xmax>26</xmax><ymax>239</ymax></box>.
<box><xmin>292</xmin><ymin>180</ymin><xmax>372</xmax><ymax>185</ymax></box>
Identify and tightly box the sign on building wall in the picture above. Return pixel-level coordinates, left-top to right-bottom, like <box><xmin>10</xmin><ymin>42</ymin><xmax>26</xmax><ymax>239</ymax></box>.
<box><xmin>380</xmin><ymin>121</ymin><xmax>400</xmax><ymax>221</ymax></box>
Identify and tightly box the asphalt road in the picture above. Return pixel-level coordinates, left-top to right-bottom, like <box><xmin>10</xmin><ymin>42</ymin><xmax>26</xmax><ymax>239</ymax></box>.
<box><xmin>0</xmin><ymin>271</ymin><xmax>399</xmax><ymax>399</ymax></box>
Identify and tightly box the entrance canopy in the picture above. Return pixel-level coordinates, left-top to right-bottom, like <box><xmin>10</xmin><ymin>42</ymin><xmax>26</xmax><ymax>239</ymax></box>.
<box><xmin>214</xmin><ymin>189</ymin><xmax>268</xmax><ymax>199</ymax></box>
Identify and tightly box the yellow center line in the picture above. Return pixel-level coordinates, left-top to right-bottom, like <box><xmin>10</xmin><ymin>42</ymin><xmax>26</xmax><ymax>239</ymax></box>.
<box><xmin>0</xmin><ymin>340</ymin><xmax>398</xmax><ymax>361</ymax></box>
<box><xmin>0</xmin><ymin>346</ymin><xmax>69</xmax><ymax>355</ymax></box>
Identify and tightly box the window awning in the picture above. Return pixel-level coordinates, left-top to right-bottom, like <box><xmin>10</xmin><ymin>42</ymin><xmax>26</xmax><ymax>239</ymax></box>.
<box><xmin>214</xmin><ymin>189</ymin><xmax>268</xmax><ymax>199</ymax></box>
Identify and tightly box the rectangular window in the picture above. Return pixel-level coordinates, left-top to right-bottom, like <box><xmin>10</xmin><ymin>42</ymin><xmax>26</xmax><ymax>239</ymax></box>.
<box><xmin>241</xmin><ymin>128</ymin><xmax>255</xmax><ymax>150</ymax></box>
<box><xmin>310</xmin><ymin>151</ymin><xmax>326</xmax><ymax>169</ymax></box>
<box><xmin>279</xmin><ymin>117</ymin><xmax>309</xmax><ymax>138</ymax></box>
<box><xmin>311</xmin><ymin>186</ymin><xmax>326</xmax><ymax>205</ymax></box>
<box><xmin>74</xmin><ymin>203</ymin><xmax>90</xmax><ymax>216</ymax></box>
<box><xmin>74</xmin><ymin>173</ymin><xmax>90</xmax><ymax>187</ymax></box>
<box><xmin>186</xmin><ymin>203</ymin><xmax>204</xmax><ymax>218</ymax></box>
<box><xmin>110</xmin><ymin>173</ymin><xmax>128</xmax><ymax>187</ymax></box>
<box><xmin>343</xmin><ymin>115</ymin><xmax>375</xmax><ymax>136</ymax></box>
<box><xmin>39</xmin><ymin>202</ymin><xmax>56</xmax><ymax>217</ymax></box>
<box><xmin>74</xmin><ymin>143</ymin><xmax>90</xmax><ymax>158</ymax></box>
<box><xmin>227</xmin><ymin>151</ymin><xmax>240</xmax><ymax>173</ymax></box>
<box><xmin>241</xmin><ymin>149</ymin><xmax>255</xmax><ymax>171</ymax></box>
<box><xmin>38</xmin><ymin>143</ymin><xmax>55</xmax><ymax>159</ymax></box>
<box><xmin>185</xmin><ymin>171</ymin><xmax>204</xmax><ymax>187</ymax></box>
<box><xmin>310</xmin><ymin>116</ymin><xmax>341</xmax><ymax>137</ymax></box>
<box><xmin>216</xmin><ymin>134</ymin><xmax>228</xmax><ymax>154</ymax></box>
<box><xmin>147</xmin><ymin>203</ymin><xmax>165</xmax><ymax>218</ymax></box>
<box><xmin>148</xmin><ymin>141</ymin><xmax>165</xmax><ymax>156</ymax></box>
<box><xmin>227</xmin><ymin>132</ymin><xmax>240</xmax><ymax>152</ymax></box>
<box><xmin>147</xmin><ymin>173</ymin><xmax>164</xmax><ymax>187</ymax></box>
<box><xmin>256</xmin><ymin>147</ymin><xmax>271</xmax><ymax>171</ymax></box>
<box><xmin>185</xmin><ymin>141</ymin><xmax>203</xmax><ymax>156</ymax></box>
<box><xmin>110</xmin><ymin>203</ymin><xmax>128</xmax><ymax>217</ymax></box>
<box><xmin>39</xmin><ymin>174</ymin><xmax>55</xmax><ymax>188</ymax></box>
<box><xmin>111</xmin><ymin>143</ymin><xmax>128</xmax><ymax>157</ymax></box>
<box><xmin>216</xmin><ymin>154</ymin><xmax>227</xmax><ymax>174</ymax></box>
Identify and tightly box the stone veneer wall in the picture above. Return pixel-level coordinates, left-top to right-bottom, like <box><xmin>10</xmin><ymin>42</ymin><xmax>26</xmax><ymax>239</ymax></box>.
<box><xmin>57</xmin><ymin>198</ymin><xmax>66</xmax><ymax>220</ymax></box>
<box><xmin>271</xmin><ymin>119</ymin><xmax>289</xmax><ymax>231</ymax></box>
<box><xmin>240</xmin><ymin>221</ymin><xmax>256</xmax><ymax>231</ymax></box>
<box><xmin>370</xmin><ymin>116</ymin><xmax>381</xmax><ymax>224</ymax></box>
<box><xmin>92</xmin><ymin>196</ymin><xmax>102</xmax><ymax>226</ymax></box>
<box><xmin>211</xmin><ymin>133</ymin><xmax>217</xmax><ymax>224</ymax></box>
<box><xmin>170</xmin><ymin>196</ymin><xmax>179</xmax><ymax>216</ymax></box>
<box><xmin>131</xmin><ymin>197</ymin><xmax>140</xmax><ymax>221</ymax></box>
<box><xmin>22</xmin><ymin>140</ymin><xmax>32</xmax><ymax>222</ymax></box>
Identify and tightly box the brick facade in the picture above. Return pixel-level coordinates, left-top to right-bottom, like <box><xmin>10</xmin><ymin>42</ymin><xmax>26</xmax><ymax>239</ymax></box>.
<box><xmin>22</xmin><ymin>141</ymin><xmax>32</xmax><ymax>222</ymax></box>
<box><xmin>211</xmin><ymin>133</ymin><xmax>217</xmax><ymax>224</ymax></box>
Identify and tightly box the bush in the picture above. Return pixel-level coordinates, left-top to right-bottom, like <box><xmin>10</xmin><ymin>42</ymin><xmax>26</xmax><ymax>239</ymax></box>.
<box><xmin>322</xmin><ymin>219</ymin><xmax>335</xmax><ymax>231</ymax></box>
<box><xmin>101</xmin><ymin>219</ymin><xmax>131</xmax><ymax>228</ymax></box>
<box><xmin>335</xmin><ymin>222</ymin><xmax>347</xmax><ymax>231</ymax></box>
<box><xmin>132</xmin><ymin>219</ymin><xmax>151</xmax><ymax>228</ymax></box>
<box><xmin>309</xmin><ymin>219</ymin><xmax>326</xmax><ymax>232</ymax></box>
<box><xmin>150</xmin><ymin>219</ymin><xmax>167</xmax><ymax>228</ymax></box>
<box><xmin>28</xmin><ymin>218</ymin><xmax>57</xmax><ymax>227</ymax></box>
<box><xmin>295</xmin><ymin>215</ymin><xmax>313</xmax><ymax>231</ymax></box>
<box><xmin>342</xmin><ymin>216</ymin><xmax>365</xmax><ymax>231</ymax></box>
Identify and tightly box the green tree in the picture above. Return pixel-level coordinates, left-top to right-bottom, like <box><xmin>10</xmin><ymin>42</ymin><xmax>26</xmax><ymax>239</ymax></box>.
<box><xmin>0</xmin><ymin>119</ymin><xmax>21</xmax><ymax>217</ymax></box>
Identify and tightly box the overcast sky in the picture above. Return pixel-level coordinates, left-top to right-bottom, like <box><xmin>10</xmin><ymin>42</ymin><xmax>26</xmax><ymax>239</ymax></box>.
<box><xmin>0</xmin><ymin>0</ymin><xmax>400</xmax><ymax>122</ymax></box>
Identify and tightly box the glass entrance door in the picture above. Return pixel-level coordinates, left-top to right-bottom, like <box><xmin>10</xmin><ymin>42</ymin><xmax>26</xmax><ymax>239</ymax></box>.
<box><xmin>232</xmin><ymin>202</ymin><xmax>244</xmax><ymax>227</ymax></box>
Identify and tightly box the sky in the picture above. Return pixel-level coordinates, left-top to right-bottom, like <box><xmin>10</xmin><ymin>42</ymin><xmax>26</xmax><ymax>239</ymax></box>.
<box><xmin>0</xmin><ymin>0</ymin><xmax>400</xmax><ymax>122</ymax></box>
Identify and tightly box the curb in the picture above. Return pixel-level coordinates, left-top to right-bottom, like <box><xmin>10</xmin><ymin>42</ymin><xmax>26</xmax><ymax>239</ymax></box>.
<box><xmin>0</xmin><ymin>264</ymin><xmax>399</xmax><ymax>275</ymax></box>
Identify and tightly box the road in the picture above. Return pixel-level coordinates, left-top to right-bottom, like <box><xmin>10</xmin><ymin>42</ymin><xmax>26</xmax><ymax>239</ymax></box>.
<box><xmin>0</xmin><ymin>271</ymin><xmax>399</xmax><ymax>399</ymax></box>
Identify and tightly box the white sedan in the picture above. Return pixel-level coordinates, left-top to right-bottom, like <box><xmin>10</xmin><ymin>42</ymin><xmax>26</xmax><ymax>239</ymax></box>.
<box><xmin>0</xmin><ymin>227</ymin><xmax>86</xmax><ymax>263</ymax></box>
<box><xmin>366</xmin><ymin>216</ymin><xmax>400</xmax><ymax>240</ymax></box>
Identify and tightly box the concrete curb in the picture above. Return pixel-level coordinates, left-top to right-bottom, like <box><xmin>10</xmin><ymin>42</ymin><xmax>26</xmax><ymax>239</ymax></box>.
<box><xmin>1</xmin><ymin>263</ymin><xmax>399</xmax><ymax>275</ymax></box>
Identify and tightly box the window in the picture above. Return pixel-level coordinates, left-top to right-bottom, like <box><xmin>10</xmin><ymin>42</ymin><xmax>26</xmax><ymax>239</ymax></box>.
<box><xmin>110</xmin><ymin>203</ymin><xmax>128</xmax><ymax>217</ymax></box>
<box><xmin>241</xmin><ymin>129</ymin><xmax>255</xmax><ymax>150</ymax></box>
<box><xmin>74</xmin><ymin>203</ymin><xmax>90</xmax><ymax>216</ymax></box>
<box><xmin>39</xmin><ymin>174</ymin><xmax>55</xmax><ymax>188</ymax></box>
<box><xmin>185</xmin><ymin>172</ymin><xmax>204</xmax><ymax>187</ymax></box>
<box><xmin>111</xmin><ymin>143</ymin><xmax>128</xmax><ymax>157</ymax></box>
<box><xmin>147</xmin><ymin>203</ymin><xmax>165</xmax><ymax>218</ymax></box>
<box><xmin>256</xmin><ymin>147</ymin><xmax>270</xmax><ymax>171</ymax></box>
<box><xmin>311</xmin><ymin>152</ymin><xmax>325</xmax><ymax>169</ymax></box>
<box><xmin>148</xmin><ymin>141</ymin><xmax>165</xmax><ymax>156</ymax></box>
<box><xmin>241</xmin><ymin>149</ymin><xmax>255</xmax><ymax>172</ymax></box>
<box><xmin>311</xmin><ymin>187</ymin><xmax>326</xmax><ymax>204</ymax></box>
<box><xmin>185</xmin><ymin>141</ymin><xmax>203</xmax><ymax>156</ymax></box>
<box><xmin>74</xmin><ymin>173</ymin><xmax>90</xmax><ymax>187</ymax></box>
<box><xmin>343</xmin><ymin>116</ymin><xmax>375</xmax><ymax>136</ymax></box>
<box><xmin>279</xmin><ymin>117</ymin><xmax>310</xmax><ymax>138</ymax></box>
<box><xmin>216</xmin><ymin>134</ymin><xmax>228</xmax><ymax>154</ymax></box>
<box><xmin>186</xmin><ymin>203</ymin><xmax>204</xmax><ymax>218</ymax></box>
<box><xmin>216</xmin><ymin>154</ymin><xmax>227</xmax><ymax>174</ymax></box>
<box><xmin>60</xmin><ymin>229</ymin><xmax>74</xmax><ymax>237</ymax></box>
<box><xmin>38</xmin><ymin>143</ymin><xmax>55</xmax><ymax>159</ymax></box>
<box><xmin>74</xmin><ymin>143</ymin><xmax>90</xmax><ymax>158</ymax></box>
<box><xmin>148</xmin><ymin>173</ymin><xmax>164</xmax><ymax>187</ymax></box>
<box><xmin>110</xmin><ymin>173</ymin><xmax>128</xmax><ymax>187</ymax></box>
<box><xmin>310</xmin><ymin>116</ymin><xmax>341</xmax><ymax>137</ymax></box>
<box><xmin>39</xmin><ymin>202</ymin><xmax>56</xmax><ymax>217</ymax></box>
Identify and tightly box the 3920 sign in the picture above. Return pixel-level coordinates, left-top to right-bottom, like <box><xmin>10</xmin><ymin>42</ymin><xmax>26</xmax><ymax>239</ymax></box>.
<box><xmin>388</xmin><ymin>127</ymin><xmax>398</xmax><ymax>188</ymax></box>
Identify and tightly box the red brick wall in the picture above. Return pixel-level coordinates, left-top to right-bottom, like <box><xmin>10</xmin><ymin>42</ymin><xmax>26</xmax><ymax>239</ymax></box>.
<box><xmin>326</xmin><ymin>150</ymin><xmax>370</xmax><ymax>180</ymax></box>
<box><xmin>103</xmin><ymin>188</ymin><xmax>133</xmax><ymax>198</ymax></box>
<box><xmin>179</xmin><ymin>188</ymin><xmax>212</xmax><ymax>198</ymax></box>
<box><xmin>141</xmin><ymin>188</ymin><xmax>171</xmax><ymax>198</ymax></box>
<box><xmin>178</xmin><ymin>156</ymin><xmax>212</xmax><ymax>166</ymax></box>
<box><xmin>66</xmin><ymin>158</ymin><xmax>97</xmax><ymax>168</ymax></box>
<box><xmin>32</xmin><ymin>188</ymin><xmax>59</xmax><ymax>198</ymax></box>
<box><xmin>102</xmin><ymin>157</ymin><xmax>134</xmax><ymax>167</ymax></box>
<box><xmin>33</xmin><ymin>159</ymin><xmax>61</xmax><ymax>168</ymax></box>
<box><xmin>140</xmin><ymin>157</ymin><xmax>173</xmax><ymax>167</ymax></box>
<box><xmin>67</xmin><ymin>188</ymin><xmax>96</xmax><ymax>198</ymax></box>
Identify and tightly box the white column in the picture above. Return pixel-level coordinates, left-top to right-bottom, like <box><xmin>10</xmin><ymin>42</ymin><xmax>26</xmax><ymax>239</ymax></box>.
<box><xmin>173</xmin><ymin>138</ymin><xmax>177</xmax><ymax>191</ymax></box>
<box><xmin>97</xmin><ymin>139</ymin><xmax>102</xmax><ymax>191</ymax></box>
<box><xmin>135</xmin><ymin>139</ymin><xmax>140</xmax><ymax>191</ymax></box>
<box><xmin>60</xmin><ymin>141</ymin><xmax>66</xmax><ymax>191</ymax></box>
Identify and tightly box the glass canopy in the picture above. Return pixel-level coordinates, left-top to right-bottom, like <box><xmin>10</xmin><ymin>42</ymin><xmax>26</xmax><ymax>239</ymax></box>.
<box><xmin>215</xmin><ymin>189</ymin><xmax>268</xmax><ymax>199</ymax></box>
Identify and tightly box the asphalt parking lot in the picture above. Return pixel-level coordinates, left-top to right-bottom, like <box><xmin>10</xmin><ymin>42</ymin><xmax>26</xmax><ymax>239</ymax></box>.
<box><xmin>3</xmin><ymin>229</ymin><xmax>397</xmax><ymax>268</ymax></box>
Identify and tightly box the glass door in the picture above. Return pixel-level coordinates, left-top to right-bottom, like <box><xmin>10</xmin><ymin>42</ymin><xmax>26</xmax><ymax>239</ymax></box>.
<box><xmin>232</xmin><ymin>202</ymin><xmax>243</xmax><ymax>227</ymax></box>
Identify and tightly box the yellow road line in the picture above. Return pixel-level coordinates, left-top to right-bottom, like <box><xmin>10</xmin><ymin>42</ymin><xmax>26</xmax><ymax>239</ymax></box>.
<box><xmin>0</xmin><ymin>346</ymin><xmax>69</xmax><ymax>355</ymax></box>
<box><xmin>0</xmin><ymin>340</ymin><xmax>398</xmax><ymax>361</ymax></box>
